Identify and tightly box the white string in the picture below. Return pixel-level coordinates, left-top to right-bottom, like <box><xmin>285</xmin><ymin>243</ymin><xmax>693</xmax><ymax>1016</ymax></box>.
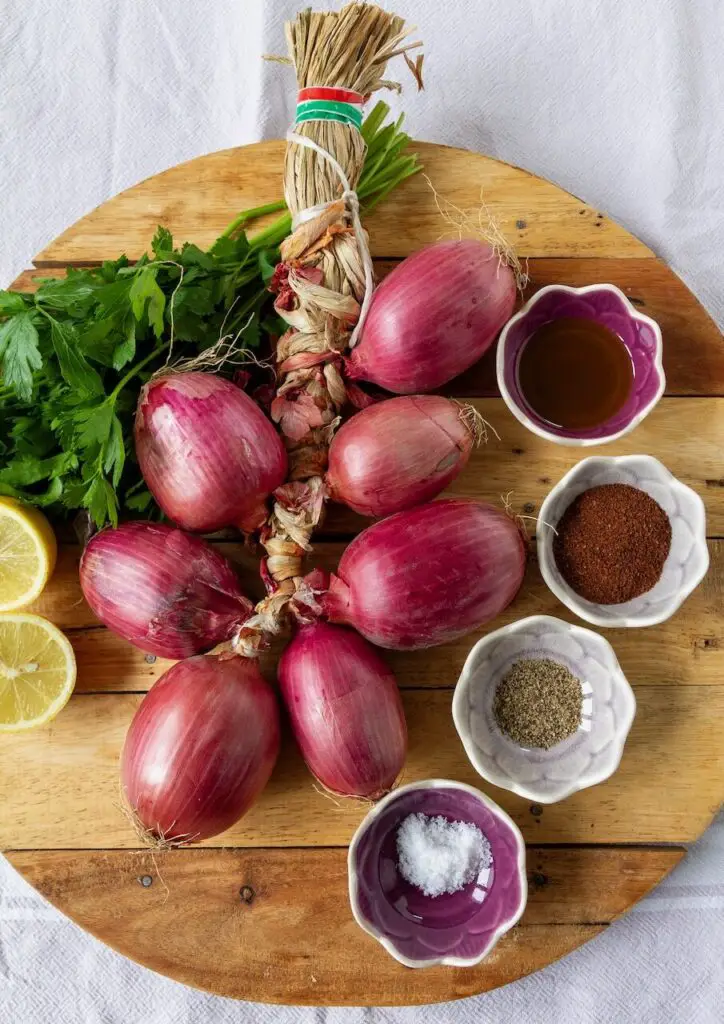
<box><xmin>292</xmin><ymin>198</ymin><xmax>339</xmax><ymax>228</ymax></box>
<box><xmin>286</xmin><ymin>128</ymin><xmax>375</xmax><ymax>349</ymax></box>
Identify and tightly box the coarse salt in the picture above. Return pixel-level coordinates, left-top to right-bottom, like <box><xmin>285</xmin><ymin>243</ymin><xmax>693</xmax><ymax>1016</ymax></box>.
<box><xmin>395</xmin><ymin>812</ymin><xmax>492</xmax><ymax>898</ymax></box>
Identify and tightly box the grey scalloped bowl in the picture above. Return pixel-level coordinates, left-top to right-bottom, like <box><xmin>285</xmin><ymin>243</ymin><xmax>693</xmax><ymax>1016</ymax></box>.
<box><xmin>496</xmin><ymin>283</ymin><xmax>665</xmax><ymax>446</ymax></box>
<box><xmin>452</xmin><ymin>615</ymin><xmax>636</xmax><ymax>804</ymax></box>
<box><xmin>347</xmin><ymin>780</ymin><xmax>527</xmax><ymax>968</ymax></box>
<box><xmin>537</xmin><ymin>455</ymin><xmax>709</xmax><ymax>628</ymax></box>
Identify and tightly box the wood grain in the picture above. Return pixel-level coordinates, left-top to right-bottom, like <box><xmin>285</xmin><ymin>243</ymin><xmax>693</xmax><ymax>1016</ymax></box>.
<box><xmin>450</xmin><ymin>258</ymin><xmax>724</xmax><ymax>398</ymax></box>
<box><xmin>5</xmin><ymin>846</ymin><xmax>681</xmax><ymax>1004</ymax></box>
<box><xmin>30</xmin><ymin>538</ymin><xmax>723</xmax><ymax>692</ymax></box>
<box><xmin>13</xmin><ymin>257</ymin><xmax>722</xmax><ymax>398</ymax></box>
<box><xmin>33</xmin><ymin>142</ymin><xmax>652</xmax><ymax>265</ymax></box>
<box><xmin>1</xmin><ymin>686</ymin><xmax>721</xmax><ymax>849</ymax></box>
<box><xmin>4</xmin><ymin>139</ymin><xmax>721</xmax><ymax>1005</ymax></box>
<box><xmin>323</xmin><ymin>397</ymin><xmax>724</xmax><ymax>535</ymax></box>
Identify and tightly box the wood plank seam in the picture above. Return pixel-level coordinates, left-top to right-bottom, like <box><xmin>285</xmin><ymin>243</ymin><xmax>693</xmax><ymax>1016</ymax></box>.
<box><xmin>3</xmin><ymin>843</ymin><xmax>686</xmax><ymax>853</ymax></box>
<box><xmin>4</xmin><ymin>139</ymin><xmax>717</xmax><ymax>1004</ymax></box>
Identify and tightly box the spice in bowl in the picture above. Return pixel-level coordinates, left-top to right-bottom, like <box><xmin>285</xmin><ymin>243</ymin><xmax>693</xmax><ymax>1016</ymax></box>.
<box><xmin>493</xmin><ymin>657</ymin><xmax>583</xmax><ymax>749</ymax></box>
<box><xmin>396</xmin><ymin>813</ymin><xmax>492</xmax><ymax>898</ymax></box>
<box><xmin>553</xmin><ymin>483</ymin><xmax>672</xmax><ymax>604</ymax></box>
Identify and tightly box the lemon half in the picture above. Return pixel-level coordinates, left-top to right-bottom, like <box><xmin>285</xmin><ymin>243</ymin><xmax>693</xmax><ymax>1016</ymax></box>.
<box><xmin>0</xmin><ymin>497</ymin><xmax>57</xmax><ymax>611</ymax></box>
<box><xmin>0</xmin><ymin>613</ymin><xmax>76</xmax><ymax>731</ymax></box>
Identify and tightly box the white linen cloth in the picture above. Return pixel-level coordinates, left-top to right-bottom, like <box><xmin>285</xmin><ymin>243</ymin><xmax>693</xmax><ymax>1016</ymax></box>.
<box><xmin>1</xmin><ymin>1</ymin><xmax>723</xmax><ymax>1020</ymax></box>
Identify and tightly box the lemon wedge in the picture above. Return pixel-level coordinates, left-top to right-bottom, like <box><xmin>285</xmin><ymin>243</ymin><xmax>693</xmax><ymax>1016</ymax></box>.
<box><xmin>0</xmin><ymin>497</ymin><xmax>57</xmax><ymax>611</ymax></box>
<box><xmin>0</xmin><ymin>613</ymin><xmax>76</xmax><ymax>731</ymax></box>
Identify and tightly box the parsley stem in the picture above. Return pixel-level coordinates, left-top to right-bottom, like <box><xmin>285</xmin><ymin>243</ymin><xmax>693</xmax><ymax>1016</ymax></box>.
<box><xmin>110</xmin><ymin>343</ymin><xmax>171</xmax><ymax>401</ymax></box>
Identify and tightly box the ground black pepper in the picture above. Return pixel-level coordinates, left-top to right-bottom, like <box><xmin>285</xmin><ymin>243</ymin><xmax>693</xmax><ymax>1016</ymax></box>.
<box><xmin>493</xmin><ymin>657</ymin><xmax>582</xmax><ymax>749</ymax></box>
<box><xmin>553</xmin><ymin>483</ymin><xmax>672</xmax><ymax>604</ymax></box>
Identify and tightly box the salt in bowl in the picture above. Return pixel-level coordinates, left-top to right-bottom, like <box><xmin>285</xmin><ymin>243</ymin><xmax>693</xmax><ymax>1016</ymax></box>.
<box><xmin>347</xmin><ymin>779</ymin><xmax>527</xmax><ymax>968</ymax></box>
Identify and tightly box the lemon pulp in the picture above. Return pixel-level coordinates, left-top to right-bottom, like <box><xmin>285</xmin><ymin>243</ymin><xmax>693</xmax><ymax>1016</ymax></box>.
<box><xmin>0</xmin><ymin>613</ymin><xmax>76</xmax><ymax>731</ymax></box>
<box><xmin>0</xmin><ymin>498</ymin><xmax>57</xmax><ymax>611</ymax></box>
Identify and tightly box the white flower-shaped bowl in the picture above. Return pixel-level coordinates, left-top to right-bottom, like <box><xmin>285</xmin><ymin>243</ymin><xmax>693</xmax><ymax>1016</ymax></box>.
<box><xmin>452</xmin><ymin>615</ymin><xmax>636</xmax><ymax>804</ymax></box>
<box><xmin>537</xmin><ymin>455</ymin><xmax>709</xmax><ymax>628</ymax></box>
<box><xmin>347</xmin><ymin>779</ymin><xmax>527</xmax><ymax>968</ymax></box>
<box><xmin>496</xmin><ymin>283</ymin><xmax>666</xmax><ymax>446</ymax></box>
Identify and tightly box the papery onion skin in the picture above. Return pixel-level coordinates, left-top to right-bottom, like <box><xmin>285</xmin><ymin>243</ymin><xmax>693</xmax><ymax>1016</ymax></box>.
<box><xmin>346</xmin><ymin>240</ymin><xmax>516</xmax><ymax>394</ymax></box>
<box><xmin>121</xmin><ymin>655</ymin><xmax>280</xmax><ymax>842</ymax></box>
<box><xmin>278</xmin><ymin>622</ymin><xmax>407</xmax><ymax>798</ymax></box>
<box><xmin>80</xmin><ymin>521</ymin><xmax>253</xmax><ymax>659</ymax></box>
<box><xmin>322</xmin><ymin>499</ymin><xmax>525</xmax><ymax>650</ymax></box>
<box><xmin>135</xmin><ymin>371</ymin><xmax>287</xmax><ymax>533</ymax></box>
<box><xmin>326</xmin><ymin>395</ymin><xmax>473</xmax><ymax>517</ymax></box>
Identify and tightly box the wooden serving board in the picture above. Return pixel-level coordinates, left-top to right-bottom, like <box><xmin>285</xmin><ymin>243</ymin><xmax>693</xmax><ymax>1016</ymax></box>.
<box><xmin>2</xmin><ymin>141</ymin><xmax>723</xmax><ymax>1006</ymax></box>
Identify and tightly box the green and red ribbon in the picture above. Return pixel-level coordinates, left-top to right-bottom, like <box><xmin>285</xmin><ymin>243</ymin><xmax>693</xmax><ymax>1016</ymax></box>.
<box><xmin>295</xmin><ymin>86</ymin><xmax>365</xmax><ymax>130</ymax></box>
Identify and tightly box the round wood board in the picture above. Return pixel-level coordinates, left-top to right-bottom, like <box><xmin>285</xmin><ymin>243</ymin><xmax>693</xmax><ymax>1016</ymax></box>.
<box><xmin>2</xmin><ymin>141</ymin><xmax>723</xmax><ymax>1007</ymax></box>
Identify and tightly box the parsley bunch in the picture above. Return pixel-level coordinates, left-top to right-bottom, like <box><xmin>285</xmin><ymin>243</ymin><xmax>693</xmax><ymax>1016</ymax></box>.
<box><xmin>0</xmin><ymin>103</ymin><xmax>419</xmax><ymax>528</ymax></box>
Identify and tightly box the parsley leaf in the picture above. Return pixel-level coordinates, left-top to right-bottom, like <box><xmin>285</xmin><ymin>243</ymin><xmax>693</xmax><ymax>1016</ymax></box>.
<box><xmin>0</xmin><ymin>313</ymin><xmax>42</xmax><ymax>401</ymax></box>
<box><xmin>180</xmin><ymin>243</ymin><xmax>214</xmax><ymax>270</ymax></box>
<box><xmin>0</xmin><ymin>451</ymin><xmax>77</xmax><ymax>487</ymax></box>
<box><xmin>72</xmin><ymin>399</ymin><xmax>115</xmax><ymax>453</ymax></box>
<box><xmin>257</xmin><ymin>249</ymin><xmax>277</xmax><ymax>284</ymax></box>
<box><xmin>36</xmin><ymin>273</ymin><xmax>96</xmax><ymax>314</ymax></box>
<box><xmin>83</xmin><ymin>474</ymin><xmax>119</xmax><ymax>528</ymax></box>
<box><xmin>47</xmin><ymin>316</ymin><xmax>104</xmax><ymax>396</ymax></box>
<box><xmin>125</xmin><ymin>488</ymin><xmax>154</xmax><ymax>513</ymax></box>
<box><xmin>129</xmin><ymin>267</ymin><xmax>166</xmax><ymax>338</ymax></box>
<box><xmin>0</xmin><ymin>291</ymin><xmax>28</xmax><ymax>315</ymax></box>
<box><xmin>111</xmin><ymin>314</ymin><xmax>136</xmax><ymax>371</ymax></box>
<box><xmin>152</xmin><ymin>226</ymin><xmax>174</xmax><ymax>258</ymax></box>
<box><xmin>0</xmin><ymin>476</ymin><xmax>65</xmax><ymax>507</ymax></box>
<box><xmin>0</xmin><ymin>106</ymin><xmax>421</xmax><ymax>527</ymax></box>
<box><xmin>102</xmin><ymin>413</ymin><xmax>126</xmax><ymax>487</ymax></box>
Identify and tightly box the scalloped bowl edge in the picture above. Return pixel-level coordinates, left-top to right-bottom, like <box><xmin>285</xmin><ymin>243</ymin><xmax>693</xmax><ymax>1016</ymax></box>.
<box><xmin>347</xmin><ymin>779</ymin><xmax>528</xmax><ymax>969</ymax></box>
<box><xmin>452</xmin><ymin>615</ymin><xmax>637</xmax><ymax>804</ymax></box>
<box><xmin>496</xmin><ymin>283</ymin><xmax>666</xmax><ymax>447</ymax></box>
<box><xmin>537</xmin><ymin>455</ymin><xmax>710</xmax><ymax>628</ymax></box>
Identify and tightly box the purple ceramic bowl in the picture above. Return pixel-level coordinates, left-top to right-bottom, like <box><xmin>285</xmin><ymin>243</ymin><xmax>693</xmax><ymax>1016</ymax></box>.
<box><xmin>348</xmin><ymin>779</ymin><xmax>527</xmax><ymax>968</ymax></box>
<box><xmin>496</xmin><ymin>284</ymin><xmax>665</xmax><ymax>446</ymax></box>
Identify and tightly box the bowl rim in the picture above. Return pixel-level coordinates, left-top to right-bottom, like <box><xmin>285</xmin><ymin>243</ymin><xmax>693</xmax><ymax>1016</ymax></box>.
<box><xmin>495</xmin><ymin>282</ymin><xmax>666</xmax><ymax>447</ymax></box>
<box><xmin>452</xmin><ymin>614</ymin><xmax>637</xmax><ymax>803</ymax></box>
<box><xmin>536</xmin><ymin>454</ymin><xmax>710</xmax><ymax>627</ymax></box>
<box><xmin>347</xmin><ymin>777</ymin><xmax>528</xmax><ymax>969</ymax></box>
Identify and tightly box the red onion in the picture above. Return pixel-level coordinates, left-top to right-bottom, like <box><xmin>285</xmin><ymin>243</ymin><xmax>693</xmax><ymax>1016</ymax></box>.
<box><xmin>80</xmin><ymin>521</ymin><xmax>253</xmax><ymax>659</ymax></box>
<box><xmin>135</xmin><ymin>371</ymin><xmax>287</xmax><ymax>532</ymax></box>
<box><xmin>121</xmin><ymin>655</ymin><xmax>280</xmax><ymax>842</ymax></box>
<box><xmin>321</xmin><ymin>499</ymin><xmax>525</xmax><ymax>650</ymax></box>
<box><xmin>326</xmin><ymin>395</ymin><xmax>475</xmax><ymax>517</ymax></box>
<box><xmin>346</xmin><ymin>240</ymin><xmax>516</xmax><ymax>393</ymax></box>
<box><xmin>278</xmin><ymin>622</ymin><xmax>406</xmax><ymax>798</ymax></box>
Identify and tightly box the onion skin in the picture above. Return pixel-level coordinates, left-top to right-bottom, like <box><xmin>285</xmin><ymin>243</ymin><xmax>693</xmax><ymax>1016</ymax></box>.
<box><xmin>80</xmin><ymin>521</ymin><xmax>253</xmax><ymax>659</ymax></box>
<box><xmin>323</xmin><ymin>499</ymin><xmax>525</xmax><ymax>650</ymax></box>
<box><xmin>326</xmin><ymin>395</ymin><xmax>474</xmax><ymax>518</ymax></box>
<box><xmin>135</xmin><ymin>372</ymin><xmax>287</xmax><ymax>533</ymax></box>
<box><xmin>278</xmin><ymin>622</ymin><xmax>406</xmax><ymax>798</ymax></box>
<box><xmin>346</xmin><ymin>240</ymin><xmax>516</xmax><ymax>393</ymax></box>
<box><xmin>121</xmin><ymin>655</ymin><xmax>280</xmax><ymax>842</ymax></box>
